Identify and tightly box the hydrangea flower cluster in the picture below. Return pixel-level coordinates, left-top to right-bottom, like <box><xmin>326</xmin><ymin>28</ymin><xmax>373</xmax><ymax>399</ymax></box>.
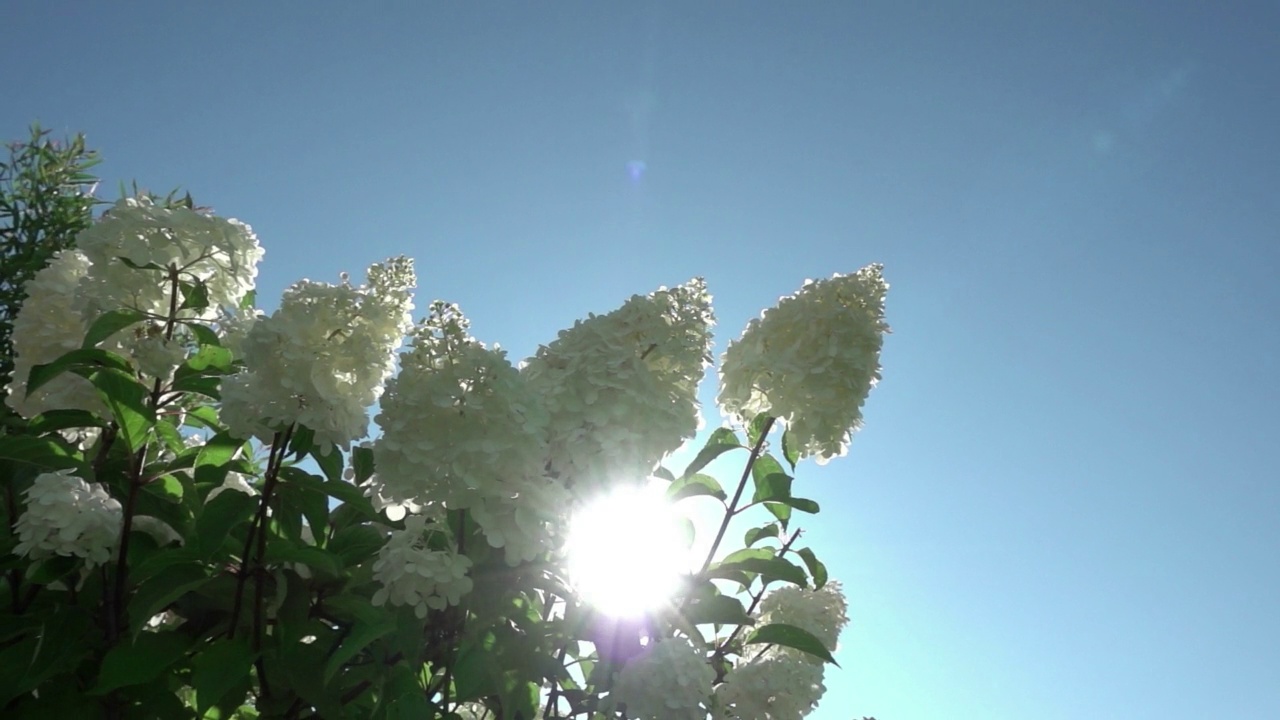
<box><xmin>715</xmin><ymin>583</ymin><xmax>848</xmax><ymax>718</ymax></box>
<box><xmin>6</xmin><ymin>250</ymin><xmax>99</xmax><ymax>417</ymax></box>
<box><xmin>521</xmin><ymin>278</ymin><xmax>714</xmax><ymax>492</ymax></box>
<box><xmin>714</xmin><ymin>653</ymin><xmax>827</xmax><ymax>720</ymax></box>
<box><xmin>13</xmin><ymin>470</ymin><xmax>123</xmax><ymax>568</ymax></box>
<box><xmin>607</xmin><ymin>636</ymin><xmax>715</xmax><ymax>720</ymax></box>
<box><xmin>221</xmin><ymin>256</ymin><xmax>415</xmax><ymax>451</ymax></box>
<box><xmin>75</xmin><ymin>196</ymin><xmax>263</xmax><ymax>323</ymax></box>
<box><xmin>6</xmin><ymin>197</ymin><xmax>263</xmax><ymax>417</ymax></box>
<box><xmin>371</xmin><ymin>302</ymin><xmax>566</xmax><ymax>564</ymax></box>
<box><xmin>757</xmin><ymin>581</ymin><xmax>850</xmax><ymax>658</ymax></box>
<box><xmin>370</xmin><ymin>515</ymin><xmax>474</xmax><ymax>619</ymax></box>
<box><xmin>718</xmin><ymin>265</ymin><xmax>889</xmax><ymax>463</ymax></box>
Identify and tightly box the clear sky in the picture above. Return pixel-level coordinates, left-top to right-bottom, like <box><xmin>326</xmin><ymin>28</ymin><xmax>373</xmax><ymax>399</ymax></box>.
<box><xmin>5</xmin><ymin>2</ymin><xmax>1279</xmax><ymax>718</ymax></box>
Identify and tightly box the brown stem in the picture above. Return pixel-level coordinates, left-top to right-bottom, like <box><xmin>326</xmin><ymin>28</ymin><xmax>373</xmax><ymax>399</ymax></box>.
<box><xmin>109</xmin><ymin>443</ymin><xmax>148</xmax><ymax>641</ymax></box>
<box><xmin>228</xmin><ymin>425</ymin><xmax>294</xmax><ymax>639</ymax></box>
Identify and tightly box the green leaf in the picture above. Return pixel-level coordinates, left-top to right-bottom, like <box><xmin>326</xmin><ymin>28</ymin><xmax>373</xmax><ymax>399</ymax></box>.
<box><xmin>25</xmin><ymin>347</ymin><xmax>132</xmax><ymax>396</ymax></box>
<box><xmin>170</xmin><ymin>373</ymin><xmax>222</xmax><ymax>400</ymax></box>
<box><xmin>766</xmin><ymin>501</ymin><xmax>792</xmax><ymax>527</ymax></box>
<box><xmin>184</xmin><ymin>344</ymin><xmax>233</xmax><ymax>373</ymax></box>
<box><xmin>744</xmin><ymin>522</ymin><xmax>780</xmax><ymax>547</ymax></box>
<box><xmin>318</xmin><ymin>479</ymin><xmax>378</xmax><ymax>522</ymax></box>
<box><xmin>746</xmin><ymin>414</ymin><xmax>774</xmax><ymax>448</ymax></box>
<box><xmin>352</xmin><ymin>445</ymin><xmax>375</xmax><ymax>484</ymax></box>
<box><xmin>681</xmin><ymin>427</ymin><xmax>743</xmax><ymax>478</ymax></box>
<box><xmin>192</xmin><ymin>637</ymin><xmax>254</xmax><ymax>716</ymax></box>
<box><xmin>179</xmin><ymin>278</ymin><xmax>210</xmax><ymax>311</ymax></box>
<box><xmin>683</xmin><ymin>594</ymin><xmax>755</xmax><ymax>626</ymax></box>
<box><xmin>0</xmin><ymin>435</ymin><xmax>80</xmax><ymax>470</ymax></box>
<box><xmin>264</xmin><ymin>542</ymin><xmax>344</xmax><ymax>579</ymax></box>
<box><xmin>323</xmin><ymin>610</ymin><xmax>395</xmax><ymax>682</ymax></box>
<box><xmin>709</xmin><ymin>555</ymin><xmax>808</xmax><ymax>588</ymax></box>
<box><xmin>195</xmin><ymin>490</ymin><xmax>257</xmax><ymax>558</ymax></box>
<box><xmin>784</xmin><ymin>497</ymin><xmax>820</xmax><ymax>514</ymax></box>
<box><xmin>127</xmin><ymin>563</ymin><xmax>211</xmax><ymax>633</ymax></box>
<box><xmin>93</xmin><ymin>630</ymin><xmax>192</xmax><ymax>693</ymax></box>
<box><xmin>22</xmin><ymin>607</ymin><xmax>91</xmax><ymax>693</ymax></box>
<box><xmin>666</xmin><ymin>472</ymin><xmax>726</xmax><ymax>502</ymax></box>
<box><xmin>195</xmin><ymin>432</ymin><xmax>244</xmax><ymax>474</ymax></box>
<box><xmin>311</xmin><ymin>443</ymin><xmax>344</xmax><ymax>484</ymax></box>
<box><xmin>88</xmin><ymin>367</ymin><xmax>155</xmax><ymax>453</ymax></box>
<box><xmin>328</xmin><ymin>524</ymin><xmax>387</xmax><ymax>567</ymax></box>
<box><xmin>781</xmin><ymin>426</ymin><xmax>801</xmax><ymax>470</ymax></box>
<box><xmin>288</xmin><ymin>425</ymin><xmax>315</xmax><ymax>460</ymax></box>
<box><xmin>82</xmin><ymin>308</ymin><xmax>149</xmax><ymax>349</ymax></box>
<box><xmin>750</xmin><ymin>454</ymin><xmax>792</xmax><ymax>504</ymax></box>
<box><xmin>184</xmin><ymin>404</ymin><xmax>221</xmax><ymax>430</ymax></box>
<box><xmin>24</xmin><ymin>409</ymin><xmax>105</xmax><ymax>435</ymax></box>
<box><xmin>239</xmin><ymin>289</ymin><xmax>257</xmax><ymax>310</ymax></box>
<box><xmin>278</xmin><ymin>481</ymin><xmax>329</xmax><ymax>544</ymax></box>
<box><xmin>744</xmin><ymin>622</ymin><xmax>839</xmax><ymax>665</ymax></box>
<box><xmin>184</xmin><ymin>321</ymin><xmax>222</xmax><ymax>348</ymax></box>
<box><xmin>795</xmin><ymin>547</ymin><xmax>828</xmax><ymax>588</ymax></box>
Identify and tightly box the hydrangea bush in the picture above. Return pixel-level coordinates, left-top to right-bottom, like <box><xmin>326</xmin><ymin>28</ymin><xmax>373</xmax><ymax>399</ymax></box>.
<box><xmin>0</xmin><ymin>194</ymin><xmax>889</xmax><ymax>719</ymax></box>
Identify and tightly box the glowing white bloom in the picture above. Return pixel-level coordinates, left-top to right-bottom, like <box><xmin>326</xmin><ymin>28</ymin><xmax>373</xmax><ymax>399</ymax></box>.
<box><xmin>216</xmin><ymin>305</ymin><xmax>263</xmax><ymax>359</ymax></box>
<box><xmin>371</xmin><ymin>515</ymin><xmax>473</xmax><ymax>619</ymax></box>
<box><xmin>373</xmin><ymin>303</ymin><xmax>550</xmax><ymax>506</ymax></box>
<box><xmin>206</xmin><ymin>471</ymin><xmax>257</xmax><ymax>502</ymax></box>
<box><xmin>607</xmin><ymin>636</ymin><xmax>715</xmax><ymax>720</ymax></box>
<box><xmin>6</xmin><ymin>250</ymin><xmax>99</xmax><ymax>418</ymax></box>
<box><xmin>75</xmin><ymin>196</ymin><xmax>263</xmax><ymax>321</ymax></box>
<box><xmin>715</xmin><ymin>653</ymin><xmax>827</xmax><ymax>720</ymax></box>
<box><xmin>131</xmin><ymin>333</ymin><xmax>186</xmax><ymax>381</ymax></box>
<box><xmin>757</xmin><ymin>581</ymin><xmax>849</xmax><ymax>659</ymax></box>
<box><xmin>6</xmin><ymin>199</ymin><xmax>264</xmax><ymax>417</ymax></box>
<box><xmin>221</xmin><ymin>257</ymin><xmax>415</xmax><ymax>451</ymax></box>
<box><xmin>455</xmin><ymin>703</ymin><xmax>540</xmax><ymax>720</ymax></box>
<box><xmin>13</xmin><ymin>470</ymin><xmax>123</xmax><ymax>568</ymax></box>
<box><xmin>468</xmin><ymin>474</ymin><xmax>569</xmax><ymax>565</ymax></box>
<box><xmin>522</xmin><ymin>278</ymin><xmax>714</xmax><ymax>491</ymax></box>
<box><xmin>718</xmin><ymin>265</ymin><xmax>889</xmax><ymax>464</ymax></box>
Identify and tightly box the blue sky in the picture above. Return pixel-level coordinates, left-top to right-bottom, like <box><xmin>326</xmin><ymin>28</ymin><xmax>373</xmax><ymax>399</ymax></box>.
<box><xmin>5</xmin><ymin>2</ymin><xmax>1279</xmax><ymax>718</ymax></box>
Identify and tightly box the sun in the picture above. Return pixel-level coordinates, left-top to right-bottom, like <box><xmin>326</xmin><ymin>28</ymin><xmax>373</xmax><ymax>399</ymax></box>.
<box><xmin>565</xmin><ymin>483</ymin><xmax>690</xmax><ymax>618</ymax></box>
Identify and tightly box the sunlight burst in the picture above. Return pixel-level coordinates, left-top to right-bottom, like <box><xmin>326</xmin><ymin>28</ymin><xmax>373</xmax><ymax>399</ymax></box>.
<box><xmin>566</xmin><ymin>484</ymin><xmax>690</xmax><ymax>618</ymax></box>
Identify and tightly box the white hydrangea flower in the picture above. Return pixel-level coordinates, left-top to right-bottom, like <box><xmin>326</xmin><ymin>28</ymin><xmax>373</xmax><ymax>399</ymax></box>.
<box><xmin>467</xmin><ymin>474</ymin><xmax>569</xmax><ymax>566</ymax></box>
<box><xmin>454</xmin><ymin>702</ymin><xmax>539</xmax><ymax>720</ymax></box>
<box><xmin>521</xmin><ymin>278</ymin><xmax>714</xmax><ymax>492</ymax></box>
<box><xmin>58</xmin><ymin>426</ymin><xmax>102</xmax><ymax>452</ymax></box>
<box><xmin>715</xmin><ymin>653</ymin><xmax>827</xmax><ymax>720</ymax></box>
<box><xmin>14</xmin><ymin>470</ymin><xmax>123</xmax><ymax>568</ymax></box>
<box><xmin>206</xmin><ymin>471</ymin><xmax>257</xmax><ymax>502</ymax></box>
<box><xmin>371</xmin><ymin>514</ymin><xmax>473</xmax><ymax>619</ymax></box>
<box><xmin>6</xmin><ymin>250</ymin><xmax>100</xmax><ymax>418</ymax></box>
<box><xmin>216</xmin><ymin>305</ymin><xmax>263</xmax><ymax>358</ymax></box>
<box><xmin>607</xmin><ymin>636</ymin><xmax>715</xmax><ymax>720</ymax></box>
<box><xmin>6</xmin><ymin>198</ymin><xmax>265</xmax><ymax>418</ymax></box>
<box><xmin>131</xmin><ymin>333</ymin><xmax>187</xmax><ymax>381</ymax></box>
<box><xmin>75</xmin><ymin>196</ymin><xmax>263</xmax><ymax>322</ymax></box>
<box><xmin>756</xmin><ymin>581</ymin><xmax>849</xmax><ymax>660</ymax></box>
<box><xmin>360</xmin><ymin>472</ymin><xmax>423</xmax><ymax>522</ymax></box>
<box><xmin>221</xmin><ymin>257</ymin><xmax>415</xmax><ymax>452</ymax></box>
<box><xmin>718</xmin><ymin>265</ymin><xmax>889</xmax><ymax>464</ymax></box>
<box><xmin>373</xmin><ymin>302</ymin><xmax>550</xmax><ymax>508</ymax></box>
